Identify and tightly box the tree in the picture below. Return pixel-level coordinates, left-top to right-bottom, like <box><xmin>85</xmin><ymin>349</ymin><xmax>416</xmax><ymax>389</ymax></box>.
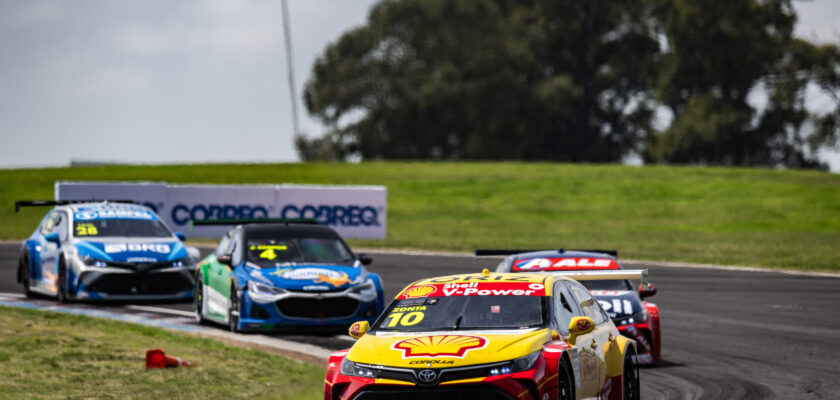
<box><xmin>300</xmin><ymin>0</ymin><xmax>661</xmax><ymax>161</ymax></box>
<box><xmin>645</xmin><ymin>0</ymin><xmax>840</xmax><ymax>168</ymax></box>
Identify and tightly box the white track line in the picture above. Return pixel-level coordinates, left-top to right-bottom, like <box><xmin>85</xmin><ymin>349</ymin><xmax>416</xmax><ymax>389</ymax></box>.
<box><xmin>125</xmin><ymin>305</ymin><xmax>195</xmax><ymax>317</ymax></box>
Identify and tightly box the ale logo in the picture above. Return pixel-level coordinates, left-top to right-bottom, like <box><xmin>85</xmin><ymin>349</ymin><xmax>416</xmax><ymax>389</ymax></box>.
<box><xmin>402</xmin><ymin>285</ymin><xmax>437</xmax><ymax>298</ymax></box>
<box><xmin>392</xmin><ymin>335</ymin><xmax>487</xmax><ymax>358</ymax></box>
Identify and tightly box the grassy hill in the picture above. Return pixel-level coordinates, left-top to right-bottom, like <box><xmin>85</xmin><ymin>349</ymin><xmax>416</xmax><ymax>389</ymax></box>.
<box><xmin>2</xmin><ymin>162</ymin><xmax>838</xmax><ymax>271</ymax></box>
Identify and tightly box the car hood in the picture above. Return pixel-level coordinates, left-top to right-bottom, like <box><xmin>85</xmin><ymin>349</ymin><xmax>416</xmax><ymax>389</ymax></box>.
<box><xmin>590</xmin><ymin>290</ymin><xmax>643</xmax><ymax>318</ymax></box>
<box><xmin>73</xmin><ymin>238</ymin><xmax>188</xmax><ymax>264</ymax></box>
<box><xmin>345</xmin><ymin>328</ymin><xmax>550</xmax><ymax>368</ymax></box>
<box><xmin>249</xmin><ymin>264</ymin><xmax>364</xmax><ymax>291</ymax></box>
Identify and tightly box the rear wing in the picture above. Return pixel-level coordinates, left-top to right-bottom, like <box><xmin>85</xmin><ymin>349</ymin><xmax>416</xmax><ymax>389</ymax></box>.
<box><xmin>188</xmin><ymin>218</ymin><xmax>319</xmax><ymax>231</ymax></box>
<box><xmin>550</xmin><ymin>269</ymin><xmax>648</xmax><ymax>286</ymax></box>
<box><xmin>15</xmin><ymin>199</ymin><xmax>134</xmax><ymax>213</ymax></box>
<box><xmin>474</xmin><ymin>249</ymin><xmax>618</xmax><ymax>257</ymax></box>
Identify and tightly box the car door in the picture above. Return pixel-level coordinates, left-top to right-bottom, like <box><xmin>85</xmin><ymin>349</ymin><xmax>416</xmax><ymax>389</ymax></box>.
<box><xmin>38</xmin><ymin>211</ymin><xmax>67</xmax><ymax>292</ymax></box>
<box><xmin>569</xmin><ymin>283</ymin><xmax>611</xmax><ymax>393</ymax></box>
<box><xmin>204</xmin><ymin>230</ymin><xmax>236</xmax><ymax>320</ymax></box>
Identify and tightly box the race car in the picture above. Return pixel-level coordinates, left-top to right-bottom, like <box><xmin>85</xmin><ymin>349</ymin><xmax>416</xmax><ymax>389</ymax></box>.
<box><xmin>325</xmin><ymin>270</ymin><xmax>641</xmax><ymax>400</ymax></box>
<box><xmin>15</xmin><ymin>200</ymin><xmax>196</xmax><ymax>302</ymax></box>
<box><xmin>482</xmin><ymin>249</ymin><xmax>661</xmax><ymax>364</ymax></box>
<box><xmin>192</xmin><ymin>219</ymin><xmax>385</xmax><ymax>332</ymax></box>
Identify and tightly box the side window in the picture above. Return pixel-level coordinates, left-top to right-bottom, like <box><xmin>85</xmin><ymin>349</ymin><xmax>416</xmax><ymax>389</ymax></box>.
<box><xmin>215</xmin><ymin>232</ymin><xmax>232</xmax><ymax>257</ymax></box>
<box><xmin>229</xmin><ymin>229</ymin><xmax>243</xmax><ymax>266</ymax></box>
<box><xmin>552</xmin><ymin>282</ymin><xmax>579</xmax><ymax>334</ymax></box>
<box><xmin>569</xmin><ymin>284</ymin><xmax>609</xmax><ymax>325</ymax></box>
<box><xmin>53</xmin><ymin>212</ymin><xmax>68</xmax><ymax>242</ymax></box>
<box><xmin>40</xmin><ymin>211</ymin><xmax>58</xmax><ymax>235</ymax></box>
<box><xmin>495</xmin><ymin>256</ymin><xmax>513</xmax><ymax>272</ymax></box>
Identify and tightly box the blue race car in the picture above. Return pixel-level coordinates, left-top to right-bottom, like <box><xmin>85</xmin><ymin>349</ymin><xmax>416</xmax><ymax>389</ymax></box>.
<box><xmin>192</xmin><ymin>219</ymin><xmax>385</xmax><ymax>332</ymax></box>
<box><xmin>16</xmin><ymin>200</ymin><xmax>196</xmax><ymax>302</ymax></box>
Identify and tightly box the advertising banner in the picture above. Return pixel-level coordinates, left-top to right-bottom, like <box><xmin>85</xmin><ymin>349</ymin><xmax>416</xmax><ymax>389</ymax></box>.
<box><xmin>55</xmin><ymin>181</ymin><xmax>387</xmax><ymax>239</ymax></box>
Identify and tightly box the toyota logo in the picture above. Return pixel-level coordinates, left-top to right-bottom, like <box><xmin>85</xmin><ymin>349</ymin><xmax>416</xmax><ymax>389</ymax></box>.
<box><xmin>416</xmin><ymin>369</ymin><xmax>437</xmax><ymax>384</ymax></box>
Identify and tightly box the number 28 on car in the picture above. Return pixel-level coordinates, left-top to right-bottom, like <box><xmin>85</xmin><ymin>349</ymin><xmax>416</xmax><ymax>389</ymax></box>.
<box><xmin>324</xmin><ymin>271</ymin><xmax>640</xmax><ymax>400</ymax></box>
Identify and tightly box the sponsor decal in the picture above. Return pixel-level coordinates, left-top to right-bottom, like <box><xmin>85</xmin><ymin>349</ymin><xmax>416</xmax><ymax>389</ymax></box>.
<box><xmin>513</xmin><ymin>257</ymin><xmax>618</xmax><ymax>271</ymax></box>
<box><xmin>576</xmin><ymin>319</ymin><xmax>592</xmax><ymax>331</ymax></box>
<box><xmin>74</xmin><ymin>210</ymin><xmax>155</xmax><ymax>221</ymax></box>
<box><xmin>281</xmin><ymin>204</ymin><xmax>379</xmax><ymax>227</ymax></box>
<box><xmin>171</xmin><ymin>204</ymin><xmax>268</xmax><ymax>226</ymax></box>
<box><xmin>104</xmin><ymin>243</ymin><xmax>171</xmax><ymax>253</ymax></box>
<box><xmin>349</xmin><ymin>323</ymin><xmax>363</xmax><ymax>337</ymax></box>
<box><xmin>302</xmin><ymin>285</ymin><xmax>330</xmax><ymax>291</ymax></box>
<box><xmin>397</xmin><ymin>282</ymin><xmax>545</xmax><ymax>299</ymax></box>
<box><xmin>402</xmin><ymin>285</ymin><xmax>437</xmax><ymax>298</ymax></box>
<box><xmin>273</xmin><ymin>268</ymin><xmax>351</xmax><ymax>287</ymax></box>
<box><xmin>409</xmin><ymin>359</ymin><xmax>454</xmax><ymax>365</ymax></box>
<box><xmin>392</xmin><ymin>335</ymin><xmax>488</xmax><ymax>359</ymax></box>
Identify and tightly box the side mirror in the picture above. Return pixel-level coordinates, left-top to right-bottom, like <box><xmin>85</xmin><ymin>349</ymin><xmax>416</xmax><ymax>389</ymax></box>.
<box><xmin>45</xmin><ymin>232</ymin><xmax>61</xmax><ymax>245</ymax></box>
<box><xmin>551</xmin><ymin>329</ymin><xmax>561</xmax><ymax>340</ymax></box>
<box><xmin>348</xmin><ymin>321</ymin><xmax>370</xmax><ymax>339</ymax></box>
<box><xmin>217</xmin><ymin>254</ymin><xmax>232</xmax><ymax>265</ymax></box>
<box><xmin>175</xmin><ymin>232</ymin><xmax>187</xmax><ymax>241</ymax></box>
<box><xmin>639</xmin><ymin>283</ymin><xmax>657</xmax><ymax>299</ymax></box>
<box><xmin>567</xmin><ymin>316</ymin><xmax>595</xmax><ymax>345</ymax></box>
<box><xmin>358</xmin><ymin>254</ymin><xmax>373</xmax><ymax>266</ymax></box>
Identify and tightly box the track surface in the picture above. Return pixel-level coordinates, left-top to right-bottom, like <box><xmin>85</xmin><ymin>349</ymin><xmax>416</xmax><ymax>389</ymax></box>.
<box><xmin>2</xmin><ymin>243</ymin><xmax>838</xmax><ymax>399</ymax></box>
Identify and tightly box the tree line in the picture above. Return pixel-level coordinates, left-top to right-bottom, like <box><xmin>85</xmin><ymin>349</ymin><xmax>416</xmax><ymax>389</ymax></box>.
<box><xmin>297</xmin><ymin>0</ymin><xmax>839</xmax><ymax>169</ymax></box>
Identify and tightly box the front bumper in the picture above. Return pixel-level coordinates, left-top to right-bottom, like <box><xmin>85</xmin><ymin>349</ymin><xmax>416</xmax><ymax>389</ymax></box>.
<box><xmin>325</xmin><ymin>358</ymin><xmax>553</xmax><ymax>400</ymax></box>
<box><xmin>236</xmin><ymin>288</ymin><xmax>383</xmax><ymax>332</ymax></box>
<box><xmin>69</xmin><ymin>263</ymin><xmax>195</xmax><ymax>301</ymax></box>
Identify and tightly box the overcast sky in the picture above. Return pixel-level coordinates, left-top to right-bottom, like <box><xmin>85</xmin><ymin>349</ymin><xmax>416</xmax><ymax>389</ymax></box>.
<box><xmin>1</xmin><ymin>0</ymin><xmax>838</xmax><ymax>171</ymax></box>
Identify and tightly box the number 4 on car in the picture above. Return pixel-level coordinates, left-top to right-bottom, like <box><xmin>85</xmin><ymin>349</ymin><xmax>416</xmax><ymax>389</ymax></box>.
<box><xmin>192</xmin><ymin>218</ymin><xmax>385</xmax><ymax>333</ymax></box>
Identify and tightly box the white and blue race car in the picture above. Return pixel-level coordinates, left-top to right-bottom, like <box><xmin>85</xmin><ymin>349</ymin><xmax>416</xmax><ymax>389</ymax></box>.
<box><xmin>16</xmin><ymin>200</ymin><xmax>196</xmax><ymax>302</ymax></box>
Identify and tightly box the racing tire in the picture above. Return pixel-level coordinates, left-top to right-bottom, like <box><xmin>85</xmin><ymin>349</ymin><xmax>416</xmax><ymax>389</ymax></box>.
<box><xmin>623</xmin><ymin>351</ymin><xmax>640</xmax><ymax>400</ymax></box>
<box><xmin>18</xmin><ymin>251</ymin><xmax>32</xmax><ymax>297</ymax></box>
<box><xmin>557</xmin><ymin>357</ymin><xmax>575</xmax><ymax>400</ymax></box>
<box><xmin>194</xmin><ymin>276</ymin><xmax>207</xmax><ymax>325</ymax></box>
<box><xmin>56</xmin><ymin>258</ymin><xmax>68</xmax><ymax>303</ymax></box>
<box><xmin>228</xmin><ymin>285</ymin><xmax>241</xmax><ymax>333</ymax></box>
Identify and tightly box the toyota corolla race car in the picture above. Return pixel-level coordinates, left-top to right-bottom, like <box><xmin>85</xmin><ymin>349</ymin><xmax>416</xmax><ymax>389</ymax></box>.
<box><xmin>15</xmin><ymin>200</ymin><xmax>196</xmax><ymax>301</ymax></box>
<box><xmin>192</xmin><ymin>219</ymin><xmax>385</xmax><ymax>332</ymax></box>
<box><xmin>482</xmin><ymin>249</ymin><xmax>661</xmax><ymax>364</ymax></box>
<box><xmin>325</xmin><ymin>270</ymin><xmax>641</xmax><ymax>400</ymax></box>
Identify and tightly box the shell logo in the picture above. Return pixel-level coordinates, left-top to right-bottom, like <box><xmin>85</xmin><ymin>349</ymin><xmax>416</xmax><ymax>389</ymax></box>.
<box><xmin>576</xmin><ymin>319</ymin><xmax>591</xmax><ymax>331</ymax></box>
<box><xmin>402</xmin><ymin>285</ymin><xmax>437</xmax><ymax>298</ymax></box>
<box><xmin>392</xmin><ymin>335</ymin><xmax>488</xmax><ymax>358</ymax></box>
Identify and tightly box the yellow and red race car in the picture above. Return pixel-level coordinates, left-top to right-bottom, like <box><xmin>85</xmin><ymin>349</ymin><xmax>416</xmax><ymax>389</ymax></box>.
<box><xmin>324</xmin><ymin>270</ymin><xmax>640</xmax><ymax>400</ymax></box>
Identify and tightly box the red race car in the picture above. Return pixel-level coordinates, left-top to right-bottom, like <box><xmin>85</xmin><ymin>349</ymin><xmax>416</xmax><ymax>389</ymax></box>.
<box><xmin>480</xmin><ymin>249</ymin><xmax>661</xmax><ymax>365</ymax></box>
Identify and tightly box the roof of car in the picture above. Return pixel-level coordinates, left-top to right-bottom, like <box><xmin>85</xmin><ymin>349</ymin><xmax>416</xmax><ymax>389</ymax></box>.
<box><xmin>411</xmin><ymin>272</ymin><xmax>555</xmax><ymax>286</ymax></box>
<box><xmin>240</xmin><ymin>222</ymin><xmax>343</xmax><ymax>240</ymax></box>
<box><xmin>510</xmin><ymin>249</ymin><xmax>617</xmax><ymax>260</ymax></box>
<box><xmin>65</xmin><ymin>202</ymin><xmax>152</xmax><ymax>212</ymax></box>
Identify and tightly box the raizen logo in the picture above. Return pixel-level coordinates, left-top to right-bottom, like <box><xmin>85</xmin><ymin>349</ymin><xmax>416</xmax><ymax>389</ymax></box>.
<box><xmin>281</xmin><ymin>204</ymin><xmax>379</xmax><ymax>227</ymax></box>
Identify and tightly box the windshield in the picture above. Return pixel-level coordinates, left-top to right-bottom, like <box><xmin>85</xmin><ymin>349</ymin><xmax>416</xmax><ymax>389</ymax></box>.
<box><xmin>246</xmin><ymin>238</ymin><xmax>354</xmax><ymax>267</ymax></box>
<box><xmin>580</xmin><ymin>279</ymin><xmax>633</xmax><ymax>291</ymax></box>
<box><xmin>374</xmin><ymin>296</ymin><xmax>547</xmax><ymax>332</ymax></box>
<box><xmin>73</xmin><ymin>219</ymin><xmax>172</xmax><ymax>238</ymax></box>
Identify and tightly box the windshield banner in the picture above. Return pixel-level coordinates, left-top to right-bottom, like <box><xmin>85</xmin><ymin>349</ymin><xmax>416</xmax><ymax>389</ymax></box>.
<box><xmin>55</xmin><ymin>181</ymin><xmax>387</xmax><ymax>239</ymax></box>
<box><xmin>398</xmin><ymin>282</ymin><xmax>546</xmax><ymax>299</ymax></box>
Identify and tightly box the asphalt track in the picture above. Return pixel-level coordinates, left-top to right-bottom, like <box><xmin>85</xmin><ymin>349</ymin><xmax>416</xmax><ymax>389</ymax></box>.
<box><xmin>1</xmin><ymin>243</ymin><xmax>839</xmax><ymax>399</ymax></box>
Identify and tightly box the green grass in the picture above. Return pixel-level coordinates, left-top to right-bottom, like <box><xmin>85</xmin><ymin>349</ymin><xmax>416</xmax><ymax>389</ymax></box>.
<box><xmin>0</xmin><ymin>306</ymin><xmax>324</xmax><ymax>399</ymax></box>
<box><xmin>1</xmin><ymin>162</ymin><xmax>838</xmax><ymax>271</ymax></box>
